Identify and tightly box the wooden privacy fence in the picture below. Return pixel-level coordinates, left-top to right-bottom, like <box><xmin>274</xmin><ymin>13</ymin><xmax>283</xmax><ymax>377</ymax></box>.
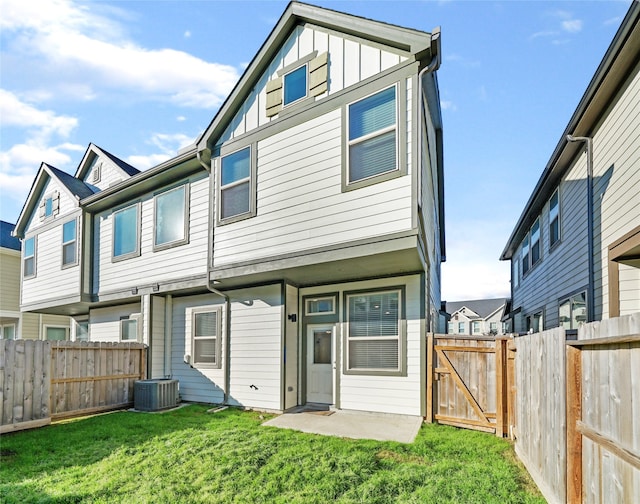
<box><xmin>426</xmin><ymin>334</ymin><xmax>512</xmax><ymax>437</ymax></box>
<box><xmin>512</xmin><ymin>314</ymin><xmax>640</xmax><ymax>504</ymax></box>
<box><xmin>1</xmin><ymin>340</ymin><xmax>146</xmax><ymax>433</ymax></box>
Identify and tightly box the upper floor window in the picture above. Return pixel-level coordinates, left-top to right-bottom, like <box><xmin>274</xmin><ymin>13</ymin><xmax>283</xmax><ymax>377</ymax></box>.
<box><xmin>112</xmin><ymin>203</ymin><xmax>140</xmax><ymax>261</ymax></box>
<box><xmin>347</xmin><ymin>86</ymin><xmax>397</xmax><ymax>185</ymax></box>
<box><xmin>447</xmin><ymin>321</ymin><xmax>454</xmax><ymax>334</ymax></box>
<box><xmin>472</xmin><ymin>321</ymin><xmax>481</xmax><ymax>334</ymax></box>
<box><xmin>345</xmin><ymin>289</ymin><xmax>403</xmax><ymax>374</ymax></box>
<box><xmin>62</xmin><ymin>219</ymin><xmax>77</xmax><ymax>267</ymax></box>
<box><xmin>513</xmin><ymin>258</ymin><xmax>520</xmax><ymax>288</ymax></box>
<box><xmin>283</xmin><ymin>65</ymin><xmax>307</xmax><ymax>106</ymax></box>
<box><xmin>521</xmin><ymin>217</ymin><xmax>541</xmax><ymax>275</ymax></box>
<box><xmin>39</xmin><ymin>191</ymin><xmax>59</xmax><ymax>221</ymax></box>
<box><xmin>24</xmin><ymin>236</ymin><xmax>36</xmax><ymax>279</ymax></box>
<box><xmin>154</xmin><ymin>184</ymin><xmax>188</xmax><ymax>250</ymax></box>
<box><xmin>490</xmin><ymin>322</ymin><xmax>498</xmax><ymax>334</ymax></box>
<box><xmin>458</xmin><ymin>321</ymin><xmax>465</xmax><ymax>333</ymax></box>
<box><xmin>549</xmin><ymin>189</ymin><xmax>560</xmax><ymax>248</ymax></box>
<box><xmin>218</xmin><ymin>146</ymin><xmax>255</xmax><ymax>224</ymax></box>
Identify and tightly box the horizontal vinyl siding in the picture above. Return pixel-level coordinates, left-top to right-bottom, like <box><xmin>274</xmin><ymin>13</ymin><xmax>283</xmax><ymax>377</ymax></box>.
<box><xmin>171</xmin><ymin>285</ymin><xmax>283</xmax><ymax>410</ymax></box>
<box><xmin>592</xmin><ymin>62</ymin><xmax>640</xmax><ymax>317</ymax></box>
<box><xmin>512</xmin><ymin>159</ymin><xmax>589</xmax><ymax>332</ymax></box>
<box><xmin>94</xmin><ymin>174</ymin><xmax>208</xmax><ymax>295</ymax></box>
<box><xmin>22</xmin><ymin>222</ymin><xmax>81</xmax><ymax>306</ymax></box>
<box><xmin>218</xmin><ymin>25</ymin><xmax>409</xmax><ymax>143</ymax></box>
<box><xmin>89</xmin><ymin>303</ymin><xmax>140</xmax><ymax>342</ymax></box>
<box><xmin>214</xmin><ymin>110</ymin><xmax>413</xmax><ymax>266</ymax></box>
<box><xmin>0</xmin><ymin>252</ymin><xmax>20</xmax><ymax>312</ymax></box>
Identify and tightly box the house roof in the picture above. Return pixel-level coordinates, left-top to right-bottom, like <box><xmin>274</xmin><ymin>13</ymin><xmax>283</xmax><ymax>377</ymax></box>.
<box><xmin>0</xmin><ymin>221</ymin><xmax>21</xmax><ymax>250</ymax></box>
<box><xmin>446</xmin><ymin>298</ymin><xmax>508</xmax><ymax>320</ymax></box>
<box><xmin>500</xmin><ymin>0</ymin><xmax>640</xmax><ymax>260</ymax></box>
<box><xmin>14</xmin><ymin>163</ymin><xmax>95</xmax><ymax>238</ymax></box>
<box><xmin>196</xmin><ymin>1</ymin><xmax>436</xmax><ymax>152</ymax></box>
<box><xmin>74</xmin><ymin>143</ymin><xmax>140</xmax><ymax>181</ymax></box>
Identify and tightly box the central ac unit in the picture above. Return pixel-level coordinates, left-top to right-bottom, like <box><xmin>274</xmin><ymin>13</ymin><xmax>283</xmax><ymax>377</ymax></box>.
<box><xmin>134</xmin><ymin>379</ymin><xmax>179</xmax><ymax>412</ymax></box>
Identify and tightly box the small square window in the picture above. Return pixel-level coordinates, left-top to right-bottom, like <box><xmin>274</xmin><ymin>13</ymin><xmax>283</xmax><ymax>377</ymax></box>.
<box><xmin>283</xmin><ymin>65</ymin><xmax>307</xmax><ymax>106</ymax></box>
<box><xmin>120</xmin><ymin>316</ymin><xmax>139</xmax><ymax>341</ymax></box>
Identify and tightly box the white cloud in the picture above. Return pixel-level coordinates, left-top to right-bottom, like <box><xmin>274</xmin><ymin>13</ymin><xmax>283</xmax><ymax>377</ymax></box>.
<box><xmin>561</xmin><ymin>19</ymin><xmax>583</xmax><ymax>33</ymax></box>
<box><xmin>126</xmin><ymin>132</ymin><xmax>194</xmax><ymax>170</ymax></box>
<box><xmin>1</xmin><ymin>0</ymin><xmax>240</xmax><ymax>109</ymax></box>
<box><xmin>445</xmin><ymin>53</ymin><xmax>481</xmax><ymax>69</ymax></box>
<box><xmin>0</xmin><ymin>89</ymin><xmax>84</xmax><ymax>208</ymax></box>
<box><xmin>440</xmin><ymin>100</ymin><xmax>457</xmax><ymax>112</ymax></box>
<box><xmin>184</xmin><ymin>30</ymin><xmax>191</xmax><ymax>38</ymax></box>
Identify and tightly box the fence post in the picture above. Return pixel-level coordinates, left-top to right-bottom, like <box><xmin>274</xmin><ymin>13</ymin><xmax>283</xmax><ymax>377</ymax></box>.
<box><xmin>495</xmin><ymin>338</ymin><xmax>507</xmax><ymax>437</ymax></box>
<box><xmin>506</xmin><ymin>339</ymin><xmax>516</xmax><ymax>440</ymax></box>
<box><xmin>425</xmin><ymin>333</ymin><xmax>434</xmax><ymax>423</ymax></box>
<box><xmin>566</xmin><ymin>344</ymin><xmax>582</xmax><ymax>504</ymax></box>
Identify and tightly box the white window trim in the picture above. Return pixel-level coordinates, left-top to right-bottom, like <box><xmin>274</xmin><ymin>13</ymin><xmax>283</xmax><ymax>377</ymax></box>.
<box><xmin>44</xmin><ymin>325</ymin><xmax>70</xmax><ymax>341</ymax></box>
<box><xmin>282</xmin><ymin>63</ymin><xmax>309</xmax><ymax>107</ymax></box>
<box><xmin>61</xmin><ymin>218</ymin><xmax>78</xmax><ymax>269</ymax></box>
<box><xmin>1</xmin><ymin>324</ymin><xmax>16</xmax><ymax>340</ymax></box>
<box><xmin>216</xmin><ymin>144</ymin><xmax>257</xmax><ymax>226</ymax></box>
<box><xmin>305</xmin><ymin>296</ymin><xmax>336</xmax><ymax>316</ymax></box>
<box><xmin>112</xmin><ymin>202</ymin><xmax>141</xmax><ymax>262</ymax></box>
<box><xmin>23</xmin><ymin>235</ymin><xmax>37</xmax><ymax>280</ymax></box>
<box><xmin>190</xmin><ymin>306</ymin><xmax>223</xmax><ymax>369</ymax></box>
<box><xmin>153</xmin><ymin>183</ymin><xmax>190</xmax><ymax>252</ymax></box>
<box><xmin>119</xmin><ymin>314</ymin><xmax>141</xmax><ymax>342</ymax></box>
<box><xmin>344</xmin><ymin>287</ymin><xmax>405</xmax><ymax>376</ymax></box>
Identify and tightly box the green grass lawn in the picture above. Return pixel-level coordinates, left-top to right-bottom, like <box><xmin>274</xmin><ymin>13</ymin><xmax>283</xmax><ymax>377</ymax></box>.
<box><xmin>0</xmin><ymin>405</ymin><xmax>543</xmax><ymax>503</ymax></box>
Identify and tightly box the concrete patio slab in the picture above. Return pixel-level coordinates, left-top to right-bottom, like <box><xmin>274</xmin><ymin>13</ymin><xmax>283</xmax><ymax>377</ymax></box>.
<box><xmin>262</xmin><ymin>409</ymin><xmax>423</xmax><ymax>444</ymax></box>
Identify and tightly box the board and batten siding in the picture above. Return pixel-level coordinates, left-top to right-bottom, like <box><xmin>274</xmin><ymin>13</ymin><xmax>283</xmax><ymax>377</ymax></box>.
<box><xmin>93</xmin><ymin>174</ymin><xmax>208</xmax><ymax>295</ymax></box>
<box><xmin>213</xmin><ymin>109</ymin><xmax>414</xmax><ymax>267</ymax></box>
<box><xmin>171</xmin><ymin>285</ymin><xmax>283</xmax><ymax>410</ymax></box>
<box><xmin>21</xmin><ymin>217</ymin><xmax>82</xmax><ymax>307</ymax></box>
<box><xmin>512</xmin><ymin>157</ymin><xmax>590</xmax><ymax>332</ymax></box>
<box><xmin>591</xmin><ymin>61</ymin><xmax>640</xmax><ymax>318</ymax></box>
<box><xmin>89</xmin><ymin>303</ymin><xmax>141</xmax><ymax>342</ymax></box>
<box><xmin>218</xmin><ymin>23</ymin><xmax>408</xmax><ymax>144</ymax></box>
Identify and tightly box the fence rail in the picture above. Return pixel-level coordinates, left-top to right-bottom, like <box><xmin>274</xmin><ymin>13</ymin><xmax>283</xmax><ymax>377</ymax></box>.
<box><xmin>1</xmin><ymin>340</ymin><xmax>146</xmax><ymax>433</ymax></box>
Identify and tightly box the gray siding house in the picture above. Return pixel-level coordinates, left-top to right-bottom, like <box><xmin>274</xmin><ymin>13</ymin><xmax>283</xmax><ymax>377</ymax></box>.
<box><xmin>501</xmin><ymin>2</ymin><xmax>640</xmax><ymax>333</ymax></box>
<box><xmin>14</xmin><ymin>2</ymin><xmax>445</xmax><ymax>417</ymax></box>
<box><xmin>445</xmin><ymin>298</ymin><xmax>509</xmax><ymax>336</ymax></box>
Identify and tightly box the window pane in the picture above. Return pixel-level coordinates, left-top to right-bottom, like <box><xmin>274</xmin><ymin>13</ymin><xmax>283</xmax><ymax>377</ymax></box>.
<box><xmin>63</xmin><ymin>220</ymin><xmax>76</xmax><ymax>243</ymax></box>
<box><xmin>559</xmin><ymin>300</ymin><xmax>571</xmax><ymax>329</ymax></box>
<box><xmin>447</xmin><ymin>322</ymin><xmax>454</xmax><ymax>333</ymax></box>
<box><xmin>221</xmin><ymin>182</ymin><xmax>250</xmax><ymax>219</ymax></box>
<box><xmin>284</xmin><ymin>65</ymin><xmax>307</xmax><ymax>105</ymax></box>
<box><xmin>221</xmin><ymin>148</ymin><xmax>250</xmax><ymax>186</ymax></box>
<box><xmin>77</xmin><ymin>322</ymin><xmax>89</xmax><ymax>342</ymax></box>
<box><xmin>24</xmin><ymin>257</ymin><xmax>34</xmax><ymax>277</ymax></box>
<box><xmin>46</xmin><ymin>327</ymin><xmax>67</xmax><ymax>341</ymax></box>
<box><xmin>349</xmin><ymin>87</ymin><xmax>396</xmax><ymax>140</ymax></box>
<box><xmin>571</xmin><ymin>293</ymin><xmax>586</xmax><ymax>327</ymax></box>
<box><xmin>313</xmin><ymin>329</ymin><xmax>331</xmax><ymax>364</ymax></box>
<box><xmin>156</xmin><ymin>186</ymin><xmax>186</xmax><ymax>246</ymax></box>
<box><xmin>349</xmin><ymin>130</ymin><xmax>396</xmax><ymax>182</ymax></box>
<box><xmin>114</xmin><ymin>206</ymin><xmax>138</xmax><ymax>257</ymax></box>
<box><xmin>307</xmin><ymin>298</ymin><xmax>334</xmax><ymax>314</ymax></box>
<box><xmin>194</xmin><ymin>339</ymin><xmax>216</xmax><ymax>363</ymax></box>
<box><xmin>45</xmin><ymin>197</ymin><xmax>53</xmax><ymax>216</ymax></box>
<box><xmin>63</xmin><ymin>243</ymin><xmax>76</xmax><ymax>265</ymax></box>
<box><xmin>2</xmin><ymin>326</ymin><xmax>15</xmax><ymax>340</ymax></box>
<box><xmin>349</xmin><ymin>339</ymin><xmax>398</xmax><ymax>369</ymax></box>
<box><xmin>349</xmin><ymin>292</ymin><xmax>398</xmax><ymax>338</ymax></box>
<box><xmin>121</xmin><ymin>319</ymin><xmax>138</xmax><ymax>340</ymax></box>
<box><xmin>195</xmin><ymin>312</ymin><xmax>217</xmax><ymax>338</ymax></box>
<box><xmin>458</xmin><ymin>322</ymin><xmax>465</xmax><ymax>333</ymax></box>
<box><xmin>25</xmin><ymin>237</ymin><xmax>34</xmax><ymax>256</ymax></box>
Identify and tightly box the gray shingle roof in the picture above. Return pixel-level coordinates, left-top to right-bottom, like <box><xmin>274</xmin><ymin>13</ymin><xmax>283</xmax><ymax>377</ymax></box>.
<box><xmin>48</xmin><ymin>165</ymin><xmax>95</xmax><ymax>199</ymax></box>
<box><xmin>446</xmin><ymin>298</ymin><xmax>508</xmax><ymax>319</ymax></box>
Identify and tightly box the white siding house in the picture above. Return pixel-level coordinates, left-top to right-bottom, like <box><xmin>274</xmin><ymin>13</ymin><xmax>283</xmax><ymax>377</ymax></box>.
<box><xmin>501</xmin><ymin>2</ymin><xmax>640</xmax><ymax>333</ymax></box>
<box><xmin>14</xmin><ymin>2</ymin><xmax>445</xmax><ymax>417</ymax></box>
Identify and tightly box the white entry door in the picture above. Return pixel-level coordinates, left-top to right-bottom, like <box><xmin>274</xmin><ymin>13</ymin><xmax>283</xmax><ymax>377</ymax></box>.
<box><xmin>306</xmin><ymin>325</ymin><xmax>334</xmax><ymax>404</ymax></box>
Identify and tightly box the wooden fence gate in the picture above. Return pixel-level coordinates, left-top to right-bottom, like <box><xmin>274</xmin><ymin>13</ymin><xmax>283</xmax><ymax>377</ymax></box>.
<box><xmin>426</xmin><ymin>334</ymin><xmax>511</xmax><ymax>437</ymax></box>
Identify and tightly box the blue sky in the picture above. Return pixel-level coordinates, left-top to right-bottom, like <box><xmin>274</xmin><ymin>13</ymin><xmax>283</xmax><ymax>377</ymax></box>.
<box><xmin>0</xmin><ymin>0</ymin><xmax>632</xmax><ymax>301</ymax></box>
